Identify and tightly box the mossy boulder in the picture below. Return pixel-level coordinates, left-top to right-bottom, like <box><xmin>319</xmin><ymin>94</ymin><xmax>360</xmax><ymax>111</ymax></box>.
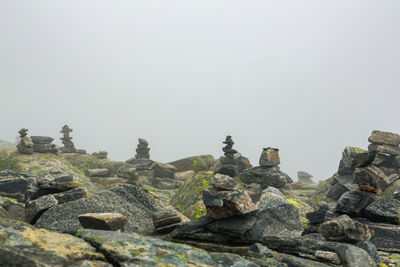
<box><xmin>168</xmin><ymin>155</ymin><xmax>215</xmax><ymax>172</ymax></box>
<box><xmin>169</xmin><ymin>171</ymin><xmax>213</xmax><ymax>219</ymax></box>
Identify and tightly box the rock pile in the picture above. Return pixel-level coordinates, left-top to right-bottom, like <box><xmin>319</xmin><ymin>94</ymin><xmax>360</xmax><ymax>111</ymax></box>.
<box><xmin>31</xmin><ymin>136</ymin><xmax>58</xmax><ymax>154</ymax></box>
<box><xmin>129</xmin><ymin>138</ymin><xmax>153</xmax><ymax>170</ymax></box>
<box><xmin>368</xmin><ymin>130</ymin><xmax>400</xmax><ymax>156</ymax></box>
<box><xmin>213</xmin><ymin>136</ymin><xmax>240</xmax><ymax>177</ymax></box>
<box><xmin>16</xmin><ymin>128</ymin><xmax>33</xmax><ymax>154</ymax></box>
<box><xmin>239</xmin><ymin>147</ymin><xmax>292</xmax><ymax>189</ymax></box>
<box><xmin>92</xmin><ymin>151</ymin><xmax>108</xmax><ymax>159</ymax></box>
<box><xmin>59</xmin><ymin>125</ymin><xmax>76</xmax><ymax>153</ymax></box>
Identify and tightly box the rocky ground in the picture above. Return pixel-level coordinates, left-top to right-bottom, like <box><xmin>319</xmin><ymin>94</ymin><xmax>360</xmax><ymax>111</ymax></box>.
<box><xmin>1</xmin><ymin>131</ymin><xmax>400</xmax><ymax>266</ymax></box>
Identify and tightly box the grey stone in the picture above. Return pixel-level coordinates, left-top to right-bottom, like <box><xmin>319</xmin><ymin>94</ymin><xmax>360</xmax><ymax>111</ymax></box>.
<box><xmin>337</xmin><ymin>146</ymin><xmax>367</xmax><ymax>175</ymax></box>
<box><xmin>30</xmin><ymin>136</ymin><xmax>54</xmax><ymax>144</ymax></box>
<box><xmin>244</xmin><ymin>183</ymin><xmax>263</xmax><ymax>202</ymax></box>
<box><xmin>52</xmin><ymin>187</ymin><xmax>88</xmax><ymax>204</ymax></box>
<box><xmin>168</xmin><ymin>155</ymin><xmax>215</xmax><ymax>172</ymax></box>
<box><xmin>336</xmin><ymin>190</ymin><xmax>378</xmax><ymax>216</ymax></box>
<box><xmin>213</xmin><ymin>156</ymin><xmax>239</xmax><ymax>177</ymax></box>
<box><xmin>319</xmin><ymin>215</ymin><xmax>372</xmax><ymax>242</ymax></box>
<box><xmin>211</xmin><ymin>173</ymin><xmax>235</xmax><ymax>190</ymax></box>
<box><xmin>369</xmin><ymin>130</ymin><xmax>400</xmax><ymax>146</ymax></box>
<box><xmin>78</xmin><ymin>212</ymin><xmax>128</xmax><ymax>230</ymax></box>
<box><xmin>37</xmin><ymin>174</ymin><xmax>79</xmax><ymax>193</ymax></box>
<box><xmin>0</xmin><ymin>175</ymin><xmax>38</xmax><ymax>203</ymax></box>
<box><xmin>364</xmin><ymin>197</ymin><xmax>400</xmax><ymax>224</ymax></box>
<box><xmin>369</xmin><ymin>143</ymin><xmax>400</xmax><ymax>156</ymax></box>
<box><xmin>367</xmin><ymin>222</ymin><xmax>400</xmax><ymax>252</ymax></box>
<box><xmin>262</xmin><ymin>186</ymin><xmax>283</xmax><ymax>197</ymax></box>
<box><xmin>3</xmin><ymin>199</ymin><xmax>26</xmax><ymax>221</ymax></box>
<box><xmin>32</xmin><ymin>143</ymin><xmax>58</xmax><ymax>154</ymax></box>
<box><xmin>297</xmin><ymin>171</ymin><xmax>314</xmax><ymax>184</ymax></box>
<box><xmin>239</xmin><ymin>165</ymin><xmax>292</xmax><ymax>189</ymax></box>
<box><xmin>152</xmin><ymin>162</ymin><xmax>177</xmax><ymax>178</ymax></box>
<box><xmin>16</xmin><ymin>136</ymin><xmax>33</xmax><ymax>154</ymax></box>
<box><xmin>259</xmin><ymin>148</ymin><xmax>280</xmax><ymax>167</ymax></box>
<box><xmin>355</xmin><ymin>241</ymin><xmax>380</xmax><ymax>264</ymax></box>
<box><xmin>25</xmin><ymin>194</ymin><xmax>58</xmax><ymax>223</ymax></box>
<box><xmin>353</xmin><ymin>165</ymin><xmax>390</xmax><ymax>193</ymax></box>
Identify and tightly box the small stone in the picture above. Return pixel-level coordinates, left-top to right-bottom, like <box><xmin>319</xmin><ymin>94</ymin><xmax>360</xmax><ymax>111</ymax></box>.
<box><xmin>368</xmin><ymin>130</ymin><xmax>400</xmax><ymax>146</ymax></box>
<box><xmin>87</xmin><ymin>168</ymin><xmax>109</xmax><ymax>177</ymax></box>
<box><xmin>259</xmin><ymin>148</ymin><xmax>280</xmax><ymax>167</ymax></box>
<box><xmin>211</xmin><ymin>174</ymin><xmax>235</xmax><ymax>191</ymax></box>
<box><xmin>368</xmin><ymin>143</ymin><xmax>400</xmax><ymax>156</ymax></box>
<box><xmin>78</xmin><ymin>213</ymin><xmax>128</xmax><ymax>231</ymax></box>
<box><xmin>25</xmin><ymin>195</ymin><xmax>58</xmax><ymax>223</ymax></box>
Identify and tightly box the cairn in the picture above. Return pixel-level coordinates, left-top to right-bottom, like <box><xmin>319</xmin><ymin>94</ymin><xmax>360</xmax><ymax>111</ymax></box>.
<box><xmin>16</xmin><ymin>128</ymin><xmax>33</xmax><ymax>154</ymax></box>
<box><xmin>213</xmin><ymin>136</ymin><xmax>240</xmax><ymax>177</ymax></box>
<box><xmin>60</xmin><ymin>125</ymin><xmax>76</xmax><ymax>153</ymax></box>
<box><xmin>132</xmin><ymin>138</ymin><xmax>153</xmax><ymax>170</ymax></box>
<box><xmin>259</xmin><ymin>147</ymin><xmax>280</xmax><ymax>167</ymax></box>
<box><xmin>31</xmin><ymin>136</ymin><xmax>58</xmax><ymax>154</ymax></box>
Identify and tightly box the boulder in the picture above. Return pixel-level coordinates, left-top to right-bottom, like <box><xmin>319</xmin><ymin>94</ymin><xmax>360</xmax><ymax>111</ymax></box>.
<box><xmin>3</xmin><ymin>199</ymin><xmax>26</xmax><ymax>221</ymax></box>
<box><xmin>37</xmin><ymin>174</ymin><xmax>80</xmax><ymax>193</ymax></box>
<box><xmin>236</xmin><ymin>154</ymin><xmax>252</xmax><ymax>173</ymax></box>
<box><xmin>319</xmin><ymin>215</ymin><xmax>372</xmax><ymax>242</ymax></box>
<box><xmin>368</xmin><ymin>143</ymin><xmax>400</xmax><ymax>156</ymax></box>
<box><xmin>0</xmin><ymin>217</ymin><xmax>104</xmax><ymax>266</ymax></box>
<box><xmin>152</xmin><ymin>162</ymin><xmax>177</xmax><ymax>178</ymax></box>
<box><xmin>87</xmin><ymin>168</ymin><xmax>109</xmax><ymax>177</ymax></box>
<box><xmin>353</xmin><ymin>166</ymin><xmax>390</xmax><ymax>194</ymax></box>
<box><xmin>335</xmin><ymin>190</ymin><xmax>378</xmax><ymax>216</ymax></box>
<box><xmin>364</xmin><ymin>197</ymin><xmax>400</xmax><ymax>224</ymax></box>
<box><xmin>367</xmin><ymin>222</ymin><xmax>400</xmax><ymax>252</ymax></box>
<box><xmin>173</xmin><ymin>170</ymin><xmax>195</xmax><ymax>180</ymax></box>
<box><xmin>213</xmin><ymin>156</ymin><xmax>239</xmax><ymax>177</ymax></box>
<box><xmin>355</xmin><ymin>241</ymin><xmax>380</xmax><ymax>264</ymax></box>
<box><xmin>35</xmin><ymin>184</ymin><xmax>177</xmax><ymax>234</ymax></box>
<box><xmin>52</xmin><ymin>187</ymin><xmax>88</xmax><ymax>204</ymax></box>
<box><xmin>337</xmin><ymin>147</ymin><xmax>367</xmax><ymax>175</ymax></box>
<box><xmin>306</xmin><ymin>202</ymin><xmax>329</xmax><ymax>225</ymax></box>
<box><xmin>78</xmin><ymin>213</ymin><xmax>128</xmax><ymax>231</ymax></box>
<box><xmin>244</xmin><ymin>183</ymin><xmax>264</xmax><ymax>203</ymax></box>
<box><xmin>168</xmin><ymin>155</ymin><xmax>214</xmax><ymax>172</ymax></box>
<box><xmin>30</xmin><ymin>136</ymin><xmax>54</xmax><ymax>144</ymax></box>
<box><xmin>32</xmin><ymin>143</ymin><xmax>58</xmax><ymax>154</ymax></box>
<box><xmin>25</xmin><ymin>194</ymin><xmax>58</xmax><ymax>223</ymax></box>
<box><xmin>368</xmin><ymin>130</ymin><xmax>400</xmax><ymax>146</ymax></box>
<box><xmin>297</xmin><ymin>171</ymin><xmax>314</xmax><ymax>184</ymax></box>
<box><xmin>238</xmin><ymin>166</ymin><xmax>292</xmax><ymax>189</ymax></box>
<box><xmin>202</xmin><ymin>188</ymin><xmax>257</xmax><ymax>219</ymax></box>
<box><xmin>262</xmin><ymin>186</ymin><xmax>284</xmax><ymax>197</ymax></box>
<box><xmin>259</xmin><ymin>148</ymin><xmax>280</xmax><ymax>167</ymax></box>
<box><xmin>0</xmin><ymin>175</ymin><xmax>38</xmax><ymax>203</ymax></box>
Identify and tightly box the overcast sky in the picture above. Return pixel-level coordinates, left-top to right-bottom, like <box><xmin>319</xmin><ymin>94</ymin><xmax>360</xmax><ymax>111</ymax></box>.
<box><xmin>1</xmin><ymin>1</ymin><xmax>399</xmax><ymax>181</ymax></box>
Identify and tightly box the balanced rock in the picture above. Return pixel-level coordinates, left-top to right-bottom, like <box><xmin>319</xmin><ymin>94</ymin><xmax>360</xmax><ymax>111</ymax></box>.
<box><xmin>16</xmin><ymin>128</ymin><xmax>33</xmax><ymax>154</ymax></box>
<box><xmin>129</xmin><ymin>138</ymin><xmax>153</xmax><ymax>170</ymax></box>
<box><xmin>368</xmin><ymin>130</ymin><xmax>400</xmax><ymax>146</ymax></box>
<box><xmin>37</xmin><ymin>174</ymin><xmax>79</xmax><ymax>193</ymax></box>
<box><xmin>368</xmin><ymin>143</ymin><xmax>400</xmax><ymax>156</ymax></box>
<box><xmin>319</xmin><ymin>215</ymin><xmax>372</xmax><ymax>242</ymax></box>
<box><xmin>259</xmin><ymin>147</ymin><xmax>280</xmax><ymax>166</ymax></box>
<box><xmin>31</xmin><ymin>136</ymin><xmax>58</xmax><ymax>153</ymax></box>
<box><xmin>222</xmin><ymin>135</ymin><xmax>237</xmax><ymax>158</ymax></box>
<box><xmin>364</xmin><ymin>197</ymin><xmax>400</xmax><ymax>224</ymax></box>
<box><xmin>297</xmin><ymin>171</ymin><xmax>314</xmax><ymax>184</ymax></box>
<box><xmin>78</xmin><ymin>213</ymin><xmax>128</xmax><ymax>231</ymax></box>
<box><xmin>214</xmin><ymin>136</ymin><xmax>240</xmax><ymax>177</ymax></box>
<box><xmin>353</xmin><ymin>165</ymin><xmax>390</xmax><ymax>194</ymax></box>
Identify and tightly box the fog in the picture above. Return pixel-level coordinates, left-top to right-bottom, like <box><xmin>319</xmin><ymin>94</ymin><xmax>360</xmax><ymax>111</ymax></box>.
<box><xmin>1</xmin><ymin>1</ymin><xmax>400</xmax><ymax>180</ymax></box>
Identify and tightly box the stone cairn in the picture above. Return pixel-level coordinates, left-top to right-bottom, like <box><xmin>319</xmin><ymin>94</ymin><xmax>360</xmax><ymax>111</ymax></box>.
<box><xmin>16</xmin><ymin>128</ymin><xmax>33</xmax><ymax>154</ymax></box>
<box><xmin>214</xmin><ymin>136</ymin><xmax>240</xmax><ymax>177</ymax></box>
<box><xmin>31</xmin><ymin>136</ymin><xmax>58</xmax><ymax>154</ymax></box>
<box><xmin>60</xmin><ymin>125</ymin><xmax>76</xmax><ymax>153</ymax></box>
<box><xmin>133</xmin><ymin>138</ymin><xmax>153</xmax><ymax>170</ymax></box>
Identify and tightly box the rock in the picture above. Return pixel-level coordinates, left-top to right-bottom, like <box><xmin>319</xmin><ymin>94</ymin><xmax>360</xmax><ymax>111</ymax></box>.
<box><xmin>211</xmin><ymin>173</ymin><xmax>235</xmax><ymax>190</ymax></box>
<box><xmin>3</xmin><ymin>198</ymin><xmax>26</xmax><ymax>221</ymax></box>
<box><xmin>30</xmin><ymin>136</ymin><xmax>54</xmax><ymax>144</ymax></box>
<box><xmin>87</xmin><ymin>168</ymin><xmax>109</xmax><ymax>177</ymax></box>
<box><xmin>337</xmin><ymin>147</ymin><xmax>367</xmax><ymax>175</ymax></box>
<box><xmin>336</xmin><ymin>190</ymin><xmax>378</xmax><ymax>216</ymax></box>
<box><xmin>394</xmin><ymin>155</ymin><xmax>400</xmax><ymax>168</ymax></box>
<box><xmin>77</xmin><ymin>229</ymin><xmax>260</xmax><ymax>266</ymax></box>
<box><xmin>369</xmin><ymin>130</ymin><xmax>400</xmax><ymax>146</ymax></box>
<box><xmin>326</xmin><ymin>174</ymin><xmax>358</xmax><ymax>200</ymax></box>
<box><xmin>78</xmin><ymin>213</ymin><xmax>128</xmax><ymax>231</ymax></box>
<box><xmin>133</xmin><ymin>158</ymin><xmax>153</xmax><ymax>170</ymax></box>
<box><xmin>37</xmin><ymin>174</ymin><xmax>79</xmax><ymax>192</ymax></box>
<box><xmin>0</xmin><ymin>217</ymin><xmax>104</xmax><ymax>266</ymax></box>
<box><xmin>238</xmin><ymin>165</ymin><xmax>292</xmax><ymax>189</ymax></box>
<box><xmin>259</xmin><ymin>148</ymin><xmax>280</xmax><ymax>167</ymax></box>
<box><xmin>213</xmin><ymin>156</ymin><xmax>239</xmax><ymax>177</ymax></box>
<box><xmin>353</xmin><ymin>166</ymin><xmax>390</xmax><ymax>194</ymax></box>
<box><xmin>92</xmin><ymin>151</ymin><xmax>108</xmax><ymax>159</ymax></box>
<box><xmin>53</xmin><ymin>187</ymin><xmax>88</xmax><ymax>204</ymax></box>
<box><xmin>319</xmin><ymin>215</ymin><xmax>372</xmax><ymax>242</ymax></box>
<box><xmin>76</xmin><ymin>149</ymin><xmax>87</xmax><ymax>154</ymax></box>
<box><xmin>364</xmin><ymin>197</ymin><xmax>400</xmax><ymax>224</ymax></box>
<box><xmin>152</xmin><ymin>162</ymin><xmax>177</xmax><ymax>178</ymax></box>
<box><xmin>25</xmin><ymin>194</ymin><xmax>58</xmax><ymax>223</ymax></box>
<box><xmin>222</xmin><ymin>135</ymin><xmax>238</xmax><ymax>158</ymax></box>
<box><xmin>262</xmin><ymin>186</ymin><xmax>284</xmax><ymax>197</ymax></box>
<box><xmin>236</xmin><ymin>153</ymin><xmax>252</xmax><ymax>173</ymax></box>
<box><xmin>369</xmin><ymin>143</ymin><xmax>400</xmax><ymax>156</ymax></box>
<box><xmin>356</xmin><ymin>241</ymin><xmax>380</xmax><ymax>264</ymax></box>
<box><xmin>367</xmin><ymin>222</ymin><xmax>400</xmax><ymax>252</ymax></box>
<box><xmin>244</xmin><ymin>183</ymin><xmax>263</xmax><ymax>202</ymax></box>
<box><xmin>306</xmin><ymin>203</ymin><xmax>329</xmax><ymax>225</ymax></box>
<box><xmin>0</xmin><ymin>175</ymin><xmax>38</xmax><ymax>203</ymax></box>
<box><xmin>173</xmin><ymin>170</ymin><xmax>195</xmax><ymax>181</ymax></box>
<box><xmin>152</xmin><ymin>210</ymin><xmax>182</xmax><ymax>234</ymax></box>
<box><xmin>168</xmin><ymin>155</ymin><xmax>214</xmax><ymax>172</ymax></box>
<box><xmin>16</xmin><ymin>136</ymin><xmax>34</xmax><ymax>155</ymax></box>
<box><xmin>0</xmin><ymin>206</ymin><xmax>10</xmax><ymax>218</ymax></box>
<box><xmin>297</xmin><ymin>171</ymin><xmax>315</xmax><ymax>184</ymax></box>
<box><xmin>35</xmin><ymin>184</ymin><xmax>180</xmax><ymax>234</ymax></box>
<box><xmin>32</xmin><ymin>143</ymin><xmax>59</xmax><ymax>154</ymax></box>
<box><xmin>202</xmin><ymin>188</ymin><xmax>257</xmax><ymax>219</ymax></box>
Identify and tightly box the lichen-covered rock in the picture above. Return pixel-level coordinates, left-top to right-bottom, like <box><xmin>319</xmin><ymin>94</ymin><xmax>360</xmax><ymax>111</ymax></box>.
<box><xmin>87</xmin><ymin>168</ymin><xmax>109</xmax><ymax>177</ymax></box>
<box><xmin>52</xmin><ymin>187</ymin><xmax>88</xmax><ymax>204</ymax></box>
<box><xmin>369</xmin><ymin>130</ymin><xmax>400</xmax><ymax>146</ymax></box>
<box><xmin>25</xmin><ymin>194</ymin><xmax>58</xmax><ymax>223</ymax></box>
<box><xmin>35</xmin><ymin>184</ymin><xmax>181</xmax><ymax>234</ymax></box>
<box><xmin>319</xmin><ymin>215</ymin><xmax>372</xmax><ymax>242</ymax></box>
<box><xmin>169</xmin><ymin>171</ymin><xmax>213</xmax><ymax>219</ymax></box>
<box><xmin>0</xmin><ymin>171</ymin><xmax>38</xmax><ymax>203</ymax></box>
<box><xmin>368</xmin><ymin>143</ymin><xmax>400</xmax><ymax>156</ymax></box>
<box><xmin>0</xmin><ymin>217</ymin><xmax>104</xmax><ymax>267</ymax></box>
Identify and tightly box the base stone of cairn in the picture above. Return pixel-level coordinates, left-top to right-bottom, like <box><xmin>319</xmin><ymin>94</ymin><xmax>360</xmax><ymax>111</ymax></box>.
<box><xmin>368</xmin><ymin>130</ymin><xmax>400</xmax><ymax>156</ymax></box>
<box><xmin>59</xmin><ymin>125</ymin><xmax>76</xmax><ymax>153</ymax></box>
<box><xmin>203</xmin><ymin>174</ymin><xmax>257</xmax><ymax>219</ymax></box>
<box><xmin>16</xmin><ymin>128</ymin><xmax>33</xmax><ymax>155</ymax></box>
<box><xmin>214</xmin><ymin>136</ymin><xmax>240</xmax><ymax>177</ymax></box>
<box><xmin>31</xmin><ymin>136</ymin><xmax>58</xmax><ymax>154</ymax></box>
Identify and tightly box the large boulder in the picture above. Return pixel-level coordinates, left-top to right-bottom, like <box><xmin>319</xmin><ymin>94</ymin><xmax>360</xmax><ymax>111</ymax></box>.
<box><xmin>337</xmin><ymin>147</ymin><xmax>367</xmax><ymax>175</ymax></box>
<box><xmin>152</xmin><ymin>162</ymin><xmax>177</xmax><ymax>178</ymax></box>
<box><xmin>238</xmin><ymin>166</ymin><xmax>292</xmax><ymax>189</ymax></box>
<box><xmin>319</xmin><ymin>215</ymin><xmax>372</xmax><ymax>242</ymax></box>
<box><xmin>25</xmin><ymin>194</ymin><xmax>58</xmax><ymax>224</ymax></box>
<box><xmin>35</xmin><ymin>184</ymin><xmax>183</xmax><ymax>234</ymax></box>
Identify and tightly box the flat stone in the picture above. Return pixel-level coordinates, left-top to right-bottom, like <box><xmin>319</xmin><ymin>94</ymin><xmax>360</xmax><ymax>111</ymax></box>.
<box><xmin>369</xmin><ymin>130</ymin><xmax>400</xmax><ymax>146</ymax></box>
<box><xmin>76</xmin><ymin>149</ymin><xmax>87</xmax><ymax>154</ymax></box>
<box><xmin>78</xmin><ymin>212</ymin><xmax>128</xmax><ymax>230</ymax></box>
<box><xmin>336</xmin><ymin>190</ymin><xmax>378</xmax><ymax>216</ymax></box>
<box><xmin>152</xmin><ymin>162</ymin><xmax>177</xmax><ymax>178</ymax></box>
<box><xmin>364</xmin><ymin>197</ymin><xmax>400</xmax><ymax>224</ymax></box>
<box><xmin>152</xmin><ymin>210</ymin><xmax>181</xmax><ymax>229</ymax></box>
<box><xmin>319</xmin><ymin>215</ymin><xmax>372</xmax><ymax>242</ymax></box>
<box><xmin>25</xmin><ymin>194</ymin><xmax>58</xmax><ymax>223</ymax></box>
<box><xmin>38</xmin><ymin>174</ymin><xmax>79</xmax><ymax>192</ymax></box>
<box><xmin>367</xmin><ymin>222</ymin><xmax>400</xmax><ymax>252</ymax></box>
<box><xmin>369</xmin><ymin>143</ymin><xmax>400</xmax><ymax>156</ymax></box>
<box><xmin>0</xmin><ymin>176</ymin><xmax>38</xmax><ymax>203</ymax></box>
<box><xmin>32</xmin><ymin>143</ymin><xmax>58</xmax><ymax>153</ymax></box>
<box><xmin>53</xmin><ymin>187</ymin><xmax>88</xmax><ymax>204</ymax></box>
<box><xmin>353</xmin><ymin>166</ymin><xmax>390</xmax><ymax>194</ymax></box>
<box><xmin>259</xmin><ymin>148</ymin><xmax>280</xmax><ymax>166</ymax></box>
<box><xmin>238</xmin><ymin>165</ymin><xmax>292</xmax><ymax>189</ymax></box>
<box><xmin>211</xmin><ymin>173</ymin><xmax>235</xmax><ymax>190</ymax></box>
<box><xmin>87</xmin><ymin>168</ymin><xmax>109</xmax><ymax>177</ymax></box>
<box><xmin>30</xmin><ymin>136</ymin><xmax>54</xmax><ymax>144</ymax></box>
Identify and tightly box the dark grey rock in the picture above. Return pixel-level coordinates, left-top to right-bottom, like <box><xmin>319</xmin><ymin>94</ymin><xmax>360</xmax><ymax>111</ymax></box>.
<box><xmin>239</xmin><ymin>165</ymin><xmax>292</xmax><ymax>189</ymax></box>
<box><xmin>25</xmin><ymin>194</ymin><xmax>58</xmax><ymax>224</ymax></box>
<box><xmin>16</xmin><ymin>136</ymin><xmax>33</xmax><ymax>154</ymax></box>
<box><xmin>306</xmin><ymin>204</ymin><xmax>329</xmax><ymax>225</ymax></box>
<box><xmin>213</xmin><ymin>156</ymin><xmax>239</xmax><ymax>177</ymax></box>
<box><xmin>369</xmin><ymin>130</ymin><xmax>400</xmax><ymax>146</ymax></box>
<box><xmin>327</xmin><ymin>174</ymin><xmax>358</xmax><ymax>200</ymax></box>
<box><xmin>369</xmin><ymin>143</ymin><xmax>400</xmax><ymax>156</ymax></box>
<box><xmin>353</xmin><ymin>166</ymin><xmax>390</xmax><ymax>193</ymax></box>
<box><xmin>30</xmin><ymin>136</ymin><xmax>54</xmax><ymax>144</ymax></box>
<box><xmin>78</xmin><ymin>212</ymin><xmax>128</xmax><ymax>231</ymax></box>
<box><xmin>319</xmin><ymin>215</ymin><xmax>372</xmax><ymax>242</ymax></box>
<box><xmin>244</xmin><ymin>183</ymin><xmax>263</xmax><ymax>202</ymax></box>
<box><xmin>37</xmin><ymin>174</ymin><xmax>79</xmax><ymax>193</ymax></box>
<box><xmin>336</xmin><ymin>190</ymin><xmax>378</xmax><ymax>216</ymax></box>
<box><xmin>364</xmin><ymin>197</ymin><xmax>400</xmax><ymax>224</ymax></box>
<box><xmin>35</xmin><ymin>184</ymin><xmax>165</xmax><ymax>234</ymax></box>
<box><xmin>211</xmin><ymin>173</ymin><xmax>235</xmax><ymax>190</ymax></box>
<box><xmin>52</xmin><ymin>187</ymin><xmax>88</xmax><ymax>204</ymax></box>
<box><xmin>367</xmin><ymin>222</ymin><xmax>400</xmax><ymax>252</ymax></box>
<box><xmin>356</xmin><ymin>241</ymin><xmax>380</xmax><ymax>264</ymax></box>
<box><xmin>0</xmin><ymin>175</ymin><xmax>38</xmax><ymax>203</ymax></box>
<box><xmin>152</xmin><ymin>162</ymin><xmax>177</xmax><ymax>178</ymax></box>
<box><xmin>337</xmin><ymin>147</ymin><xmax>367</xmax><ymax>175</ymax></box>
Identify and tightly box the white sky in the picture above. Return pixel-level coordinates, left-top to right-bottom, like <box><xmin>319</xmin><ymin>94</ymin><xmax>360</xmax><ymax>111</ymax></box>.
<box><xmin>1</xmin><ymin>1</ymin><xmax>399</xmax><ymax>180</ymax></box>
